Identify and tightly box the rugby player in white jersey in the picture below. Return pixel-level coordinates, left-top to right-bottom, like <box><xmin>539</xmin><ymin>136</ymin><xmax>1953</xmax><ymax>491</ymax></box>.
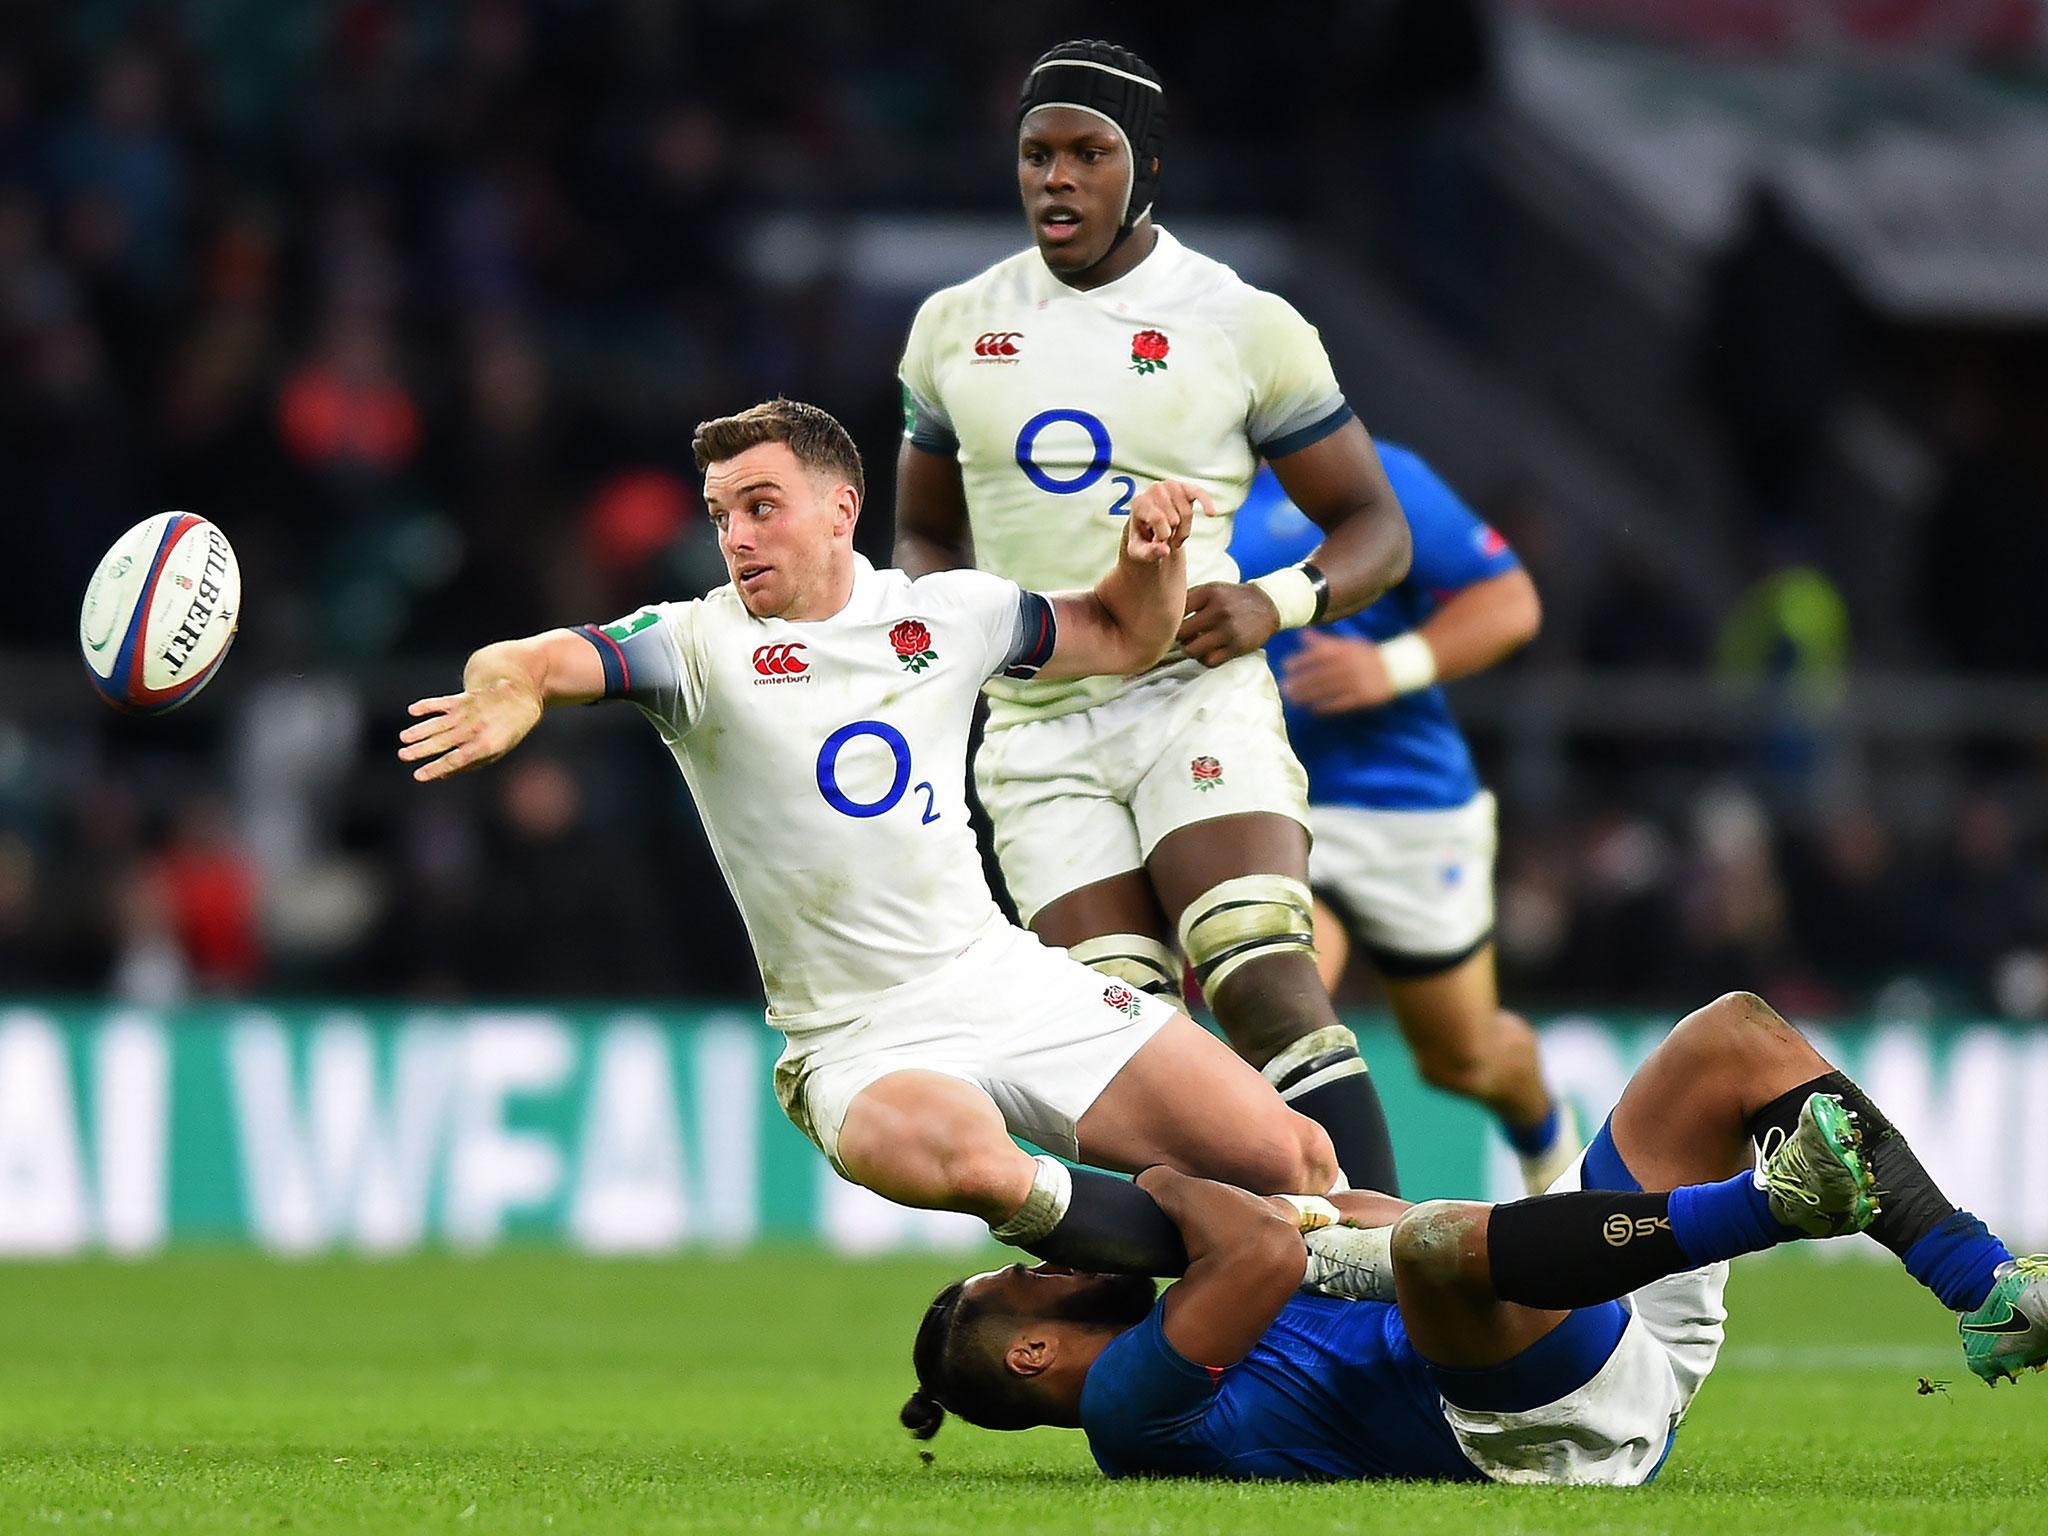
<box><xmin>398</xmin><ymin>399</ymin><xmax>1350</xmax><ymax>1278</ymax></box>
<box><xmin>896</xmin><ymin>40</ymin><xmax>1413</xmax><ymax>1193</ymax></box>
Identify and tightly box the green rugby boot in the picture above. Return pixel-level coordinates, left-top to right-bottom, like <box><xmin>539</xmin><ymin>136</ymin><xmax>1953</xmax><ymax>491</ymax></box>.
<box><xmin>1757</xmin><ymin>1092</ymin><xmax>1880</xmax><ymax>1238</ymax></box>
<box><xmin>1960</xmin><ymin>1255</ymin><xmax>2048</xmax><ymax>1387</ymax></box>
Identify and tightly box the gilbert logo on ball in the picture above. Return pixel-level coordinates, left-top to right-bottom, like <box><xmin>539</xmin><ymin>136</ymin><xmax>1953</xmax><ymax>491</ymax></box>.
<box><xmin>79</xmin><ymin>511</ymin><xmax>241</xmax><ymax>715</ymax></box>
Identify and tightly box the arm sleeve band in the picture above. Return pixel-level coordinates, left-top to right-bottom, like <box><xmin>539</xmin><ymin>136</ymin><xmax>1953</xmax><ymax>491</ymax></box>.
<box><xmin>1000</xmin><ymin>590</ymin><xmax>1059</xmax><ymax>679</ymax></box>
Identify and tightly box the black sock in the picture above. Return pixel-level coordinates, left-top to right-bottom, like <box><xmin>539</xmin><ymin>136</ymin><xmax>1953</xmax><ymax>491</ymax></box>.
<box><xmin>1266</xmin><ymin>1041</ymin><xmax>1400</xmax><ymax>1195</ymax></box>
<box><xmin>1746</xmin><ymin>1071</ymin><xmax>2011</xmax><ymax>1311</ymax></box>
<box><xmin>1487</xmin><ymin>1191</ymin><xmax>1691</xmax><ymax>1309</ymax></box>
<box><xmin>1291</xmin><ymin>1076</ymin><xmax>1400</xmax><ymax>1195</ymax></box>
<box><xmin>1027</xmin><ymin>1168</ymin><xmax>1189</xmax><ymax>1276</ymax></box>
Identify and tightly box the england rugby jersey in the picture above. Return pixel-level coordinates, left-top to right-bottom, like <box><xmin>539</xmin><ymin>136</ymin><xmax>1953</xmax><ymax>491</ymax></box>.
<box><xmin>577</xmin><ymin>557</ymin><xmax>1057</xmax><ymax>1026</ymax></box>
<box><xmin>899</xmin><ymin>226</ymin><xmax>1353</xmax><ymax>725</ymax></box>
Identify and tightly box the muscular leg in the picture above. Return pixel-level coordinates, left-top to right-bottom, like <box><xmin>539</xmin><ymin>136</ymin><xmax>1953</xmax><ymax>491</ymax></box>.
<box><xmin>1032</xmin><ymin>869</ymin><xmax>1172</xmax><ymax>952</ymax></box>
<box><xmin>1393</xmin><ymin>990</ymin><xmax>2026</xmax><ymax>1371</ymax></box>
<box><xmin>835</xmin><ymin>1071</ymin><xmax>1036</xmax><ymax>1221</ymax></box>
<box><xmin>834</xmin><ymin>1071</ymin><xmax>1188</xmax><ymax>1275</ymax></box>
<box><xmin>1074</xmin><ymin>1013</ymin><xmax>1337</xmax><ymax>1194</ymax></box>
<box><xmin>1382</xmin><ymin>945</ymin><xmax>1571</xmax><ymax>1190</ymax></box>
<box><xmin>1031</xmin><ymin>869</ymin><xmax>1183</xmax><ymax>1004</ymax></box>
<box><xmin>1374</xmin><ymin>989</ymin><xmax>1825</xmax><ymax>1366</ymax></box>
<box><xmin>1149</xmin><ymin>813</ymin><xmax>1400</xmax><ymax>1194</ymax></box>
<box><xmin>1611</xmin><ymin>992</ymin><xmax>2016</xmax><ymax>1318</ymax></box>
<box><xmin>1320</xmin><ymin>881</ymin><xmax>1566</xmax><ymax>1190</ymax></box>
<box><xmin>1383</xmin><ymin>946</ymin><xmax>1548</xmax><ymax>1126</ymax></box>
<box><xmin>1604</xmin><ymin>990</ymin><xmax>1832</xmax><ymax>1190</ymax></box>
<box><xmin>1390</xmin><ymin>1200</ymin><xmax>1566</xmax><ymax>1369</ymax></box>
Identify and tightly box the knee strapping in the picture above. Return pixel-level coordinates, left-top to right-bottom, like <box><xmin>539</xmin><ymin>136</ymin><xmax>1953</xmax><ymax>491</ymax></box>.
<box><xmin>1177</xmin><ymin>873</ymin><xmax>1316</xmax><ymax>994</ymax></box>
<box><xmin>1262</xmin><ymin>1023</ymin><xmax>1367</xmax><ymax>1101</ymax></box>
<box><xmin>1067</xmin><ymin>933</ymin><xmax>1183</xmax><ymax>1005</ymax></box>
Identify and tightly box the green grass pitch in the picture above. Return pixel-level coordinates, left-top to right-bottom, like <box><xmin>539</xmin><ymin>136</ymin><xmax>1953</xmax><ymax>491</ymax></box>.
<box><xmin>0</xmin><ymin>1250</ymin><xmax>2041</xmax><ymax>1533</ymax></box>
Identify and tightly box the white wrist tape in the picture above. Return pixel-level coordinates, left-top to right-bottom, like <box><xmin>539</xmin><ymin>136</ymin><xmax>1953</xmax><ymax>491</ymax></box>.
<box><xmin>1248</xmin><ymin>566</ymin><xmax>1320</xmax><ymax>631</ymax></box>
<box><xmin>1376</xmin><ymin>632</ymin><xmax>1438</xmax><ymax>695</ymax></box>
<box><xmin>1276</xmin><ymin>1193</ymin><xmax>1342</xmax><ymax>1233</ymax></box>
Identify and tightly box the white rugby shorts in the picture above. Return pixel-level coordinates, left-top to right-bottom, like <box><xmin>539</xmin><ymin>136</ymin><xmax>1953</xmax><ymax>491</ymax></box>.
<box><xmin>771</xmin><ymin>921</ymin><xmax>1176</xmax><ymax>1172</ymax></box>
<box><xmin>1440</xmin><ymin>1146</ymin><xmax>1729</xmax><ymax>1486</ymax></box>
<box><xmin>973</xmin><ymin>654</ymin><xmax>1311</xmax><ymax>924</ymax></box>
<box><xmin>1310</xmin><ymin>791</ymin><xmax>1497</xmax><ymax>975</ymax></box>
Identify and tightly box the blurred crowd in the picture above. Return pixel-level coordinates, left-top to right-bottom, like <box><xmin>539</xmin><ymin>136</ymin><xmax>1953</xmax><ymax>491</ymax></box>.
<box><xmin>6</xmin><ymin>699</ymin><xmax>2047</xmax><ymax>1021</ymax></box>
<box><xmin>3</xmin><ymin>2</ymin><xmax>2047</xmax><ymax>1018</ymax></box>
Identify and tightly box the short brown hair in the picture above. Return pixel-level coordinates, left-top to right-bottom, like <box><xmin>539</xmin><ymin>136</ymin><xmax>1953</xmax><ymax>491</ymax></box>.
<box><xmin>691</xmin><ymin>397</ymin><xmax>865</xmax><ymax>500</ymax></box>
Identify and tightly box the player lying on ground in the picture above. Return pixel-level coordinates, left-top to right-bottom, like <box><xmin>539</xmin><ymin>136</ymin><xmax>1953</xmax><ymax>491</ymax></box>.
<box><xmin>399</xmin><ymin>397</ymin><xmax>1350</xmax><ymax>1279</ymax></box>
<box><xmin>897</xmin><ymin>39</ymin><xmax>1413</xmax><ymax>1195</ymax></box>
<box><xmin>903</xmin><ymin>991</ymin><xmax>2047</xmax><ymax>1484</ymax></box>
<box><xmin>1233</xmin><ymin>450</ymin><xmax>1574</xmax><ymax>1192</ymax></box>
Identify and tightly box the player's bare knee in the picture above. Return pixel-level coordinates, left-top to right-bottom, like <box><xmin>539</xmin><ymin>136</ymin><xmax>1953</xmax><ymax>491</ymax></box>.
<box><xmin>1391</xmin><ymin>1200</ymin><xmax>1488</xmax><ymax>1289</ymax></box>
<box><xmin>1672</xmin><ymin>991</ymin><xmax>1805</xmax><ymax>1072</ymax></box>
<box><xmin>1233</xmin><ymin>1112</ymin><xmax>1335</xmax><ymax>1195</ymax></box>
<box><xmin>1292</xmin><ymin>1117</ymin><xmax>1339</xmax><ymax>1193</ymax></box>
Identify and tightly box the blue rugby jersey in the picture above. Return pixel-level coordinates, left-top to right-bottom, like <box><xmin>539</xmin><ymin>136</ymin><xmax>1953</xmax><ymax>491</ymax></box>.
<box><xmin>1228</xmin><ymin>445</ymin><xmax>1519</xmax><ymax>811</ymax></box>
<box><xmin>1080</xmin><ymin>1294</ymin><xmax>1483</xmax><ymax>1482</ymax></box>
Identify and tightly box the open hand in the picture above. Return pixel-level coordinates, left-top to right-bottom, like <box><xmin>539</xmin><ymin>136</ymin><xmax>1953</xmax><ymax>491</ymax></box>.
<box><xmin>1279</xmin><ymin>629</ymin><xmax>1395</xmax><ymax>714</ymax></box>
<box><xmin>397</xmin><ymin>676</ymin><xmax>543</xmax><ymax>782</ymax></box>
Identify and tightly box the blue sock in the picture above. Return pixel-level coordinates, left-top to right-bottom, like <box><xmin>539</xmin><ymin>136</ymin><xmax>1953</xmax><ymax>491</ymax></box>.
<box><xmin>1666</xmin><ymin>1170</ymin><xmax>1803</xmax><ymax>1266</ymax></box>
<box><xmin>1503</xmin><ymin>1103</ymin><xmax>1560</xmax><ymax>1158</ymax></box>
<box><xmin>1902</xmin><ymin>1211</ymin><xmax>2012</xmax><ymax>1313</ymax></box>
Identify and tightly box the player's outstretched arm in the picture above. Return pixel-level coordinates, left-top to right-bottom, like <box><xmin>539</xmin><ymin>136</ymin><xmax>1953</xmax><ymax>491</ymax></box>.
<box><xmin>1137</xmin><ymin>1165</ymin><xmax>1306</xmax><ymax>1368</ymax></box>
<box><xmin>1281</xmin><ymin>566</ymin><xmax>1542</xmax><ymax>716</ymax></box>
<box><xmin>398</xmin><ymin>630</ymin><xmax>606</xmax><ymax>782</ymax></box>
<box><xmin>1180</xmin><ymin>420</ymin><xmax>1413</xmax><ymax>667</ymax></box>
<box><xmin>1033</xmin><ymin>484</ymin><xmax>1196</xmax><ymax>682</ymax></box>
<box><xmin>894</xmin><ymin>441</ymin><xmax>974</xmax><ymax>577</ymax></box>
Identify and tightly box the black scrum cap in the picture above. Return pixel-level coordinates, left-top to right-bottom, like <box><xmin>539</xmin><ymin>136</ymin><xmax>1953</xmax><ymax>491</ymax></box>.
<box><xmin>1018</xmin><ymin>40</ymin><xmax>1165</xmax><ymax>236</ymax></box>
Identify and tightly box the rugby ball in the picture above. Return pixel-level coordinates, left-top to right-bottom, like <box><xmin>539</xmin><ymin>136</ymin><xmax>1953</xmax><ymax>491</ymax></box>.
<box><xmin>79</xmin><ymin>512</ymin><xmax>241</xmax><ymax>715</ymax></box>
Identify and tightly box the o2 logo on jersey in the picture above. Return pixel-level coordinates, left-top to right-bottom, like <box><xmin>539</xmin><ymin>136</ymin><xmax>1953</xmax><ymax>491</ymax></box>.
<box><xmin>1014</xmin><ymin>408</ymin><xmax>1136</xmax><ymax>517</ymax></box>
<box><xmin>751</xmin><ymin>642</ymin><xmax>810</xmax><ymax>683</ymax></box>
<box><xmin>816</xmin><ymin>720</ymin><xmax>939</xmax><ymax>825</ymax></box>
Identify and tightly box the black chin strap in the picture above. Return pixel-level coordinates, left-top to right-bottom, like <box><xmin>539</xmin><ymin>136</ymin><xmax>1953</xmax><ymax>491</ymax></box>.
<box><xmin>1086</xmin><ymin>216</ymin><xmax>1144</xmax><ymax>274</ymax></box>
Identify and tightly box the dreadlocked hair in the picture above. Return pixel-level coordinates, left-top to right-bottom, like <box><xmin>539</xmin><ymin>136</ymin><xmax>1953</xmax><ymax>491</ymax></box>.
<box><xmin>900</xmin><ymin>1278</ymin><xmax>1044</xmax><ymax>1441</ymax></box>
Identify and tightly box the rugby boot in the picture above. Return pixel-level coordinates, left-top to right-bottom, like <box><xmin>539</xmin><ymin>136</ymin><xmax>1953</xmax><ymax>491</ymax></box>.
<box><xmin>1756</xmin><ymin>1092</ymin><xmax>1879</xmax><ymax>1238</ymax></box>
<box><xmin>1960</xmin><ymin>1255</ymin><xmax>2048</xmax><ymax>1386</ymax></box>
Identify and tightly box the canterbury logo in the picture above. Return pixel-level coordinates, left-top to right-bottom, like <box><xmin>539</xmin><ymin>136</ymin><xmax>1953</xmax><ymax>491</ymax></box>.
<box><xmin>974</xmin><ymin>331</ymin><xmax>1023</xmax><ymax>358</ymax></box>
<box><xmin>752</xmin><ymin>643</ymin><xmax>809</xmax><ymax>677</ymax></box>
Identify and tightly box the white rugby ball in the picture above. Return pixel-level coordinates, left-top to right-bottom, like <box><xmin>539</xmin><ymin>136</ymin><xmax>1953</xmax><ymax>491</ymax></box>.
<box><xmin>79</xmin><ymin>512</ymin><xmax>242</xmax><ymax>715</ymax></box>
